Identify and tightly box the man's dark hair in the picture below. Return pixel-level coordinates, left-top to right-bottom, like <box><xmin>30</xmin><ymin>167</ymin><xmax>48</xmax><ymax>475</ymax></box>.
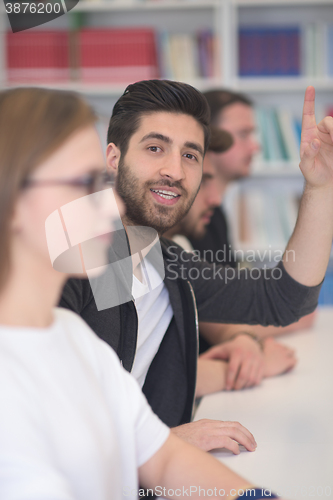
<box><xmin>107</xmin><ymin>80</ymin><xmax>211</xmax><ymax>158</ymax></box>
<box><xmin>203</xmin><ymin>89</ymin><xmax>253</xmax><ymax>125</ymax></box>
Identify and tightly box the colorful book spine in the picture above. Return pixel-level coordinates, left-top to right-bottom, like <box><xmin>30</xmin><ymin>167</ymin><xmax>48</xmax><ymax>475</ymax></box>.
<box><xmin>157</xmin><ymin>31</ymin><xmax>173</xmax><ymax>79</ymax></box>
<box><xmin>6</xmin><ymin>31</ymin><xmax>69</xmax><ymax>82</ymax></box>
<box><xmin>328</xmin><ymin>25</ymin><xmax>333</xmax><ymax>77</ymax></box>
<box><xmin>239</xmin><ymin>27</ymin><xmax>301</xmax><ymax>77</ymax></box>
<box><xmin>157</xmin><ymin>30</ymin><xmax>216</xmax><ymax>81</ymax></box>
<box><xmin>254</xmin><ymin>107</ymin><xmax>301</xmax><ymax>166</ymax></box>
<box><xmin>275</xmin><ymin>109</ymin><xmax>300</xmax><ymax>163</ymax></box>
<box><xmin>239</xmin><ymin>22</ymin><xmax>333</xmax><ymax>79</ymax></box>
<box><xmin>79</xmin><ymin>28</ymin><xmax>159</xmax><ymax>83</ymax></box>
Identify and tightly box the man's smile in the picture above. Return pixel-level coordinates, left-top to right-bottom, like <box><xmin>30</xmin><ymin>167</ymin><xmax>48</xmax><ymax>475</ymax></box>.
<box><xmin>150</xmin><ymin>188</ymin><xmax>181</xmax><ymax>206</ymax></box>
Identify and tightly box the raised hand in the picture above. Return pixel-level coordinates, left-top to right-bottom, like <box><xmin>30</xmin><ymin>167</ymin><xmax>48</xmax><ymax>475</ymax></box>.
<box><xmin>282</xmin><ymin>86</ymin><xmax>333</xmax><ymax>286</ymax></box>
<box><xmin>299</xmin><ymin>86</ymin><xmax>333</xmax><ymax>188</ymax></box>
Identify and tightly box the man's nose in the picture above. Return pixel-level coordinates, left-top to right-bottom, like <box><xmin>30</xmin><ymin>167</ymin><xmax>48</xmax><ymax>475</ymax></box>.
<box><xmin>250</xmin><ymin>136</ymin><xmax>261</xmax><ymax>154</ymax></box>
<box><xmin>159</xmin><ymin>152</ymin><xmax>185</xmax><ymax>182</ymax></box>
<box><xmin>207</xmin><ymin>185</ymin><xmax>222</xmax><ymax>208</ymax></box>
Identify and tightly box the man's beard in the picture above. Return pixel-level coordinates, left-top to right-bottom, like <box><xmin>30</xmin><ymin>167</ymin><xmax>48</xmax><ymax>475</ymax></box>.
<box><xmin>188</xmin><ymin>221</ymin><xmax>208</xmax><ymax>241</ymax></box>
<box><xmin>116</xmin><ymin>158</ymin><xmax>199</xmax><ymax>235</ymax></box>
<box><xmin>178</xmin><ymin>212</ymin><xmax>209</xmax><ymax>241</ymax></box>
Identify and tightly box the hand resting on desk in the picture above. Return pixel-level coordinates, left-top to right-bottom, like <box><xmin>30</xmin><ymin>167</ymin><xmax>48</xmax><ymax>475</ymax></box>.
<box><xmin>197</xmin><ymin>337</ymin><xmax>296</xmax><ymax>395</ymax></box>
<box><xmin>171</xmin><ymin>419</ymin><xmax>257</xmax><ymax>454</ymax></box>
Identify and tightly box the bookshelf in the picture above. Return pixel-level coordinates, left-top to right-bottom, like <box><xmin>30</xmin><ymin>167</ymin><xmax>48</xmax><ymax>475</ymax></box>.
<box><xmin>1</xmin><ymin>1</ymin><xmax>333</xmax><ymax>98</ymax></box>
<box><xmin>0</xmin><ymin>0</ymin><xmax>225</xmax><ymax>91</ymax></box>
<box><xmin>1</xmin><ymin>1</ymin><xmax>332</xmax><ymax>101</ymax></box>
<box><xmin>223</xmin><ymin>0</ymin><xmax>333</xmax><ymax>268</ymax></box>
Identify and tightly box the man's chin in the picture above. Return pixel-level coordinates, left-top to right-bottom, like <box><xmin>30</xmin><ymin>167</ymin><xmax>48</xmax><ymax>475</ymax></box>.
<box><xmin>123</xmin><ymin>195</ymin><xmax>197</xmax><ymax>235</ymax></box>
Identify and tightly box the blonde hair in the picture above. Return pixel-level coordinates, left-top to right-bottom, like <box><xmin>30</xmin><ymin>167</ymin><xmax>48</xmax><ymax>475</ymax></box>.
<box><xmin>0</xmin><ymin>87</ymin><xmax>96</xmax><ymax>289</ymax></box>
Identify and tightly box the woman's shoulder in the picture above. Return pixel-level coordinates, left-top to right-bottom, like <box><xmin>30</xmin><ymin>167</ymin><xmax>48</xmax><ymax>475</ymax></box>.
<box><xmin>54</xmin><ymin>306</ymin><xmax>90</xmax><ymax>327</ymax></box>
<box><xmin>54</xmin><ymin>306</ymin><xmax>121</xmax><ymax>367</ymax></box>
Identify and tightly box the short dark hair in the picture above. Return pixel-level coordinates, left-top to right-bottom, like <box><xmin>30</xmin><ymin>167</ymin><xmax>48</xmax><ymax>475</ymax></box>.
<box><xmin>107</xmin><ymin>80</ymin><xmax>211</xmax><ymax>158</ymax></box>
<box><xmin>203</xmin><ymin>89</ymin><xmax>253</xmax><ymax>125</ymax></box>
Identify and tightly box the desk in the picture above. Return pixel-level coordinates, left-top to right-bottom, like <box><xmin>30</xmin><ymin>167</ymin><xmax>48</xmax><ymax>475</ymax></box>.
<box><xmin>194</xmin><ymin>307</ymin><xmax>333</xmax><ymax>500</ymax></box>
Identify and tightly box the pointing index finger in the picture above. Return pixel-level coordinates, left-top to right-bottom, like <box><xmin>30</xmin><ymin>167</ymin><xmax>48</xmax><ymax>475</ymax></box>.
<box><xmin>301</xmin><ymin>85</ymin><xmax>316</xmax><ymax>133</ymax></box>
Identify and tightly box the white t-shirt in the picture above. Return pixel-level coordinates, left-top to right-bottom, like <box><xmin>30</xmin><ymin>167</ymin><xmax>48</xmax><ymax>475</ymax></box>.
<box><xmin>131</xmin><ymin>258</ymin><xmax>173</xmax><ymax>388</ymax></box>
<box><xmin>0</xmin><ymin>308</ymin><xmax>169</xmax><ymax>500</ymax></box>
<box><xmin>172</xmin><ymin>235</ymin><xmax>194</xmax><ymax>253</ymax></box>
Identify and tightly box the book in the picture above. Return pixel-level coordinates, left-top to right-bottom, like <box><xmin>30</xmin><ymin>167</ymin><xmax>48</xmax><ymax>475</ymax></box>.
<box><xmin>254</xmin><ymin>109</ymin><xmax>270</xmax><ymax>162</ymax></box>
<box><xmin>275</xmin><ymin>109</ymin><xmax>300</xmax><ymax>163</ymax></box>
<box><xmin>169</xmin><ymin>34</ymin><xmax>198</xmax><ymax>80</ymax></box>
<box><xmin>79</xmin><ymin>28</ymin><xmax>159</xmax><ymax>83</ymax></box>
<box><xmin>158</xmin><ymin>30</ymin><xmax>216</xmax><ymax>81</ymax></box>
<box><xmin>328</xmin><ymin>25</ymin><xmax>333</xmax><ymax>77</ymax></box>
<box><xmin>197</xmin><ymin>30</ymin><xmax>216</xmax><ymax>78</ymax></box>
<box><xmin>6</xmin><ymin>31</ymin><xmax>69</xmax><ymax>82</ymax></box>
<box><xmin>271</xmin><ymin>110</ymin><xmax>289</xmax><ymax>161</ymax></box>
<box><xmin>254</xmin><ymin>107</ymin><xmax>302</xmax><ymax>166</ymax></box>
<box><xmin>239</xmin><ymin>26</ymin><xmax>301</xmax><ymax>77</ymax></box>
<box><xmin>157</xmin><ymin>31</ymin><xmax>173</xmax><ymax>79</ymax></box>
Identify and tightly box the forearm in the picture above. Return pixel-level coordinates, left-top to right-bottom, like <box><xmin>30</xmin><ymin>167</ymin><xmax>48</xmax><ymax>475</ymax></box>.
<box><xmin>196</xmin><ymin>358</ymin><xmax>227</xmax><ymax>397</ymax></box>
<box><xmin>249</xmin><ymin>311</ymin><xmax>316</xmax><ymax>338</ymax></box>
<box><xmin>199</xmin><ymin>321</ymin><xmax>242</xmax><ymax>344</ymax></box>
<box><xmin>139</xmin><ymin>433</ymin><xmax>252</xmax><ymax>499</ymax></box>
<box><xmin>283</xmin><ymin>183</ymin><xmax>333</xmax><ymax>286</ymax></box>
<box><xmin>200</xmin><ymin>309</ymin><xmax>316</xmax><ymax>345</ymax></box>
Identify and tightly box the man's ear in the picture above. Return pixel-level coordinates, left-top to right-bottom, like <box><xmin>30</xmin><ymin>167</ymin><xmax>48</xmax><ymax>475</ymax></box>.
<box><xmin>106</xmin><ymin>143</ymin><xmax>121</xmax><ymax>174</ymax></box>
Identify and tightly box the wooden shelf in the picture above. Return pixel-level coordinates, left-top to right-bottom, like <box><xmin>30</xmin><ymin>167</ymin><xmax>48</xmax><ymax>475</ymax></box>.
<box><xmin>232</xmin><ymin>77</ymin><xmax>333</xmax><ymax>93</ymax></box>
<box><xmin>234</xmin><ymin>0</ymin><xmax>333</xmax><ymax>6</ymax></box>
<box><xmin>250</xmin><ymin>163</ymin><xmax>302</xmax><ymax>177</ymax></box>
<box><xmin>1</xmin><ymin>77</ymin><xmax>224</xmax><ymax>96</ymax></box>
<box><xmin>71</xmin><ymin>0</ymin><xmax>218</xmax><ymax>13</ymax></box>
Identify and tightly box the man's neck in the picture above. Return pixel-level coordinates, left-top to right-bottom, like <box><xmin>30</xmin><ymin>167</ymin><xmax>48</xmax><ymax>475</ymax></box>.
<box><xmin>163</xmin><ymin>225</ymin><xmax>179</xmax><ymax>240</ymax></box>
<box><xmin>123</xmin><ymin>223</ymin><xmax>160</xmax><ymax>281</ymax></box>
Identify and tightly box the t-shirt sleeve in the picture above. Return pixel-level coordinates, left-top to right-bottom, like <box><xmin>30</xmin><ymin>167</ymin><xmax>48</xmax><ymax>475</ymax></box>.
<box><xmin>95</xmin><ymin>337</ymin><xmax>170</xmax><ymax>467</ymax></box>
<box><xmin>190</xmin><ymin>257</ymin><xmax>321</xmax><ymax>327</ymax></box>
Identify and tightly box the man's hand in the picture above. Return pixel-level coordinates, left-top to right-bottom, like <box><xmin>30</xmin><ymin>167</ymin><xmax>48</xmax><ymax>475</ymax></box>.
<box><xmin>263</xmin><ymin>338</ymin><xmax>297</xmax><ymax>378</ymax></box>
<box><xmin>200</xmin><ymin>334</ymin><xmax>265</xmax><ymax>390</ymax></box>
<box><xmin>171</xmin><ymin>419</ymin><xmax>257</xmax><ymax>453</ymax></box>
<box><xmin>299</xmin><ymin>86</ymin><xmax>333</xmax><ymax>189</ymax></box>
<box><xmin>283</xmin><ymin>86</ymin><xmax>333</xmax><ymax>287</ymax></box>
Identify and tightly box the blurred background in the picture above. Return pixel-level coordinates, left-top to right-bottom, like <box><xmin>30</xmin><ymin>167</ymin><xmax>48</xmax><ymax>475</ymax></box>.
<box><xmin>2</xmin><ymin>0</ymin><xmax>333</xmax><ymax>302</ymax></box>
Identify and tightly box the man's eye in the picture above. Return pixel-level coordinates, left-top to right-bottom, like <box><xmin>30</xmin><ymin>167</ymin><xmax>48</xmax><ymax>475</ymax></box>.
<box><xmin>184</xmin><ymin>153</ymin><xmax>198</xmax><ymax>161</ymax></box>
<box><xmin>148</xmin><ymin>146</ymin><xmax>161</xmax><ymax>153</ymax></box>
<box><xmin>237</xmin><ymin>131</ymin><xmax>252</xmax><ymax>140</ymax></box>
